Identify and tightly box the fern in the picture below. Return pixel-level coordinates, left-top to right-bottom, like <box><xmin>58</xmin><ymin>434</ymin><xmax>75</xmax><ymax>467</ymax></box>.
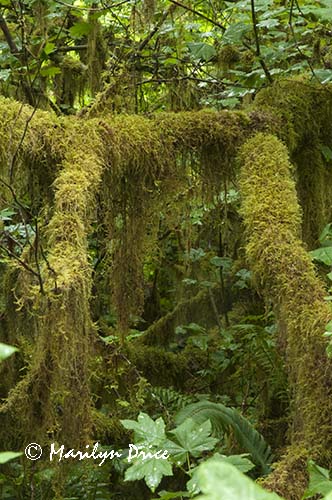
<box><xmin>174</xmin><ymin>400</ymin><xmax>273</xmax><ymax>475</ymax></box>
<box><xmin>150</xmin><ymin>386</ymin><xmax>195</xmax><ymax>413</ymax></box>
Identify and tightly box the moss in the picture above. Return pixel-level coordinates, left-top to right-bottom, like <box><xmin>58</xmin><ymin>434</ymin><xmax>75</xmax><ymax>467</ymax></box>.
<box><xmin>0</xmin><ymin>117</ymin><xmax>105</xmax><ymax>447</ymax></box>
<box><xmin>253</xmin><ymin>81</ymin><xmax>332</xmax><ymax>246</ymax></box>
<box><xmin>55</xmin><ymin>55</ymin><xmax>88</xmax><ymax>109</ymax></box>
<box><xmin>261</xmin><ymin>446</ymin><xmax>309</xmax><ymax>500</ymax></box>
<box><xmin>239</xmin><ymin>133</ymin><xmax>332</xmax><ymax>493</ymax></box>
<box><xmin>2</xmin><ymin>82</ymin><xmax>332</xmax><ymax>464</ymax></box>
<box><xmin>140</xmin><ymin>283</ymin><xmax>223</xmax><ymax>346</ymax></box>
<box><xmin>217</xmin><ymin>45</ymin><xmax>241</xmax><ymax>68</ymax></box>
<box><xmin>124</xmin><ymin>343</ymin><xmax>208</xmax><ymax>390</ymax></box>
<box><xmin>293</xmin><ymin>145</ymin><xmax>332</xmax><ymax>247</ymax></box>
<box><xmin>87</xmin><ymin>13</ymin><xmax>107</xmax><ymax>96</ymax></box>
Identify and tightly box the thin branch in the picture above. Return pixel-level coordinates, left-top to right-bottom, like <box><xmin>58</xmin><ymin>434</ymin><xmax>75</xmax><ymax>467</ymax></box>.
<box><xmin>53</xmin><ymin>0</ymin><xmax>131</xmax><ymax>11</ymax></box>
<box><xmin>168</xmin><ymin>0</ymin><xmax>226</xmax><ymax>32</ymax></box>
<box><xmin>55</xmin><ymin>44</ymin><xmax>88</xmax><ymax>52</ymax></box>
<box><xmin>288</xmin><ymin>0</ymin><xmax>319</xmax><ymax>82</ymax></box>
<box><xmin>137</xmin><ymin>5</ymin><xmax>176</xmax><ymax>53</ymax></box>
<box><xmin>251</xmin><ymin>0</ymin><xmax>260</xmax><ymax>57</ymax></box>
<box><xmin>9</xmin><ymin>104</ymin><xmax>38</xmax><ymax>183</ymax></box>
<box><xmin>249</xmin><ymin>0</ymin><xmax>273</xmax><ymax>83</ymax></box>
<box><xmin>0</xmin><ymin>244</ymin><xmax>41</xmax><ymax>279</ymax></box>
<box><xmin>0</xmin><ymin>13</ymin><xmax>19</xmax><ymax>54</ymax></box>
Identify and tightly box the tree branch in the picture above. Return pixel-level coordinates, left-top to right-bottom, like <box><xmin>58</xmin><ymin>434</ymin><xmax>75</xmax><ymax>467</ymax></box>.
<box><xmin>0</xmin><ymin>13</ymin><xmax>19</xmax><ymax>54</ymax></box>
<box><xmin>168</xmin><ymin>0</ymin><xmax>226</xmax><ymax>32</ymax></box>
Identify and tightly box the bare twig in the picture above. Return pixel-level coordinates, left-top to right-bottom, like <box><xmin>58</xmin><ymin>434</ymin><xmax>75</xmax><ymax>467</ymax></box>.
<box><xmin>249</xmin><ymin>0</ymin><xmax>273</xmax><ymax>83</ymax></box>
<box><xmin>0</xmin><ymin>244</ymin><xmax>41</xmax><ymax>279</ymax></box>
<box><xmin>168</xmin><ymin>0</ymin><xmax>226</xmax><ymax>32</ymax></box>
<box><xmin>288</xmin><ymin>0</ymin><xmax>319</xmax><ymax>82</ymax></box>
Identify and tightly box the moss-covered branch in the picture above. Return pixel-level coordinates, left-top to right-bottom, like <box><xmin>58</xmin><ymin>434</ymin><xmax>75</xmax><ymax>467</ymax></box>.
<box><xmin>239</xmin><ymin>133</ymin><xmax>332</xmax><ymax>499</ymax></box>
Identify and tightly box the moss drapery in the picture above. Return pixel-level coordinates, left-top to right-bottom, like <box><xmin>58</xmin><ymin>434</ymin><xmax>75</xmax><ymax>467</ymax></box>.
<box><xmin>0</xmin><ymin>80</ymin><xmax>332</xmax><ymax>497</ymax></box>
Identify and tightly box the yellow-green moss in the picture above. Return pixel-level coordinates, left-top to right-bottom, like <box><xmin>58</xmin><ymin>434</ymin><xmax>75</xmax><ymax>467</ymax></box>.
<box><xmin>1</xmin><ymin>116</ymin><xmax>105</xmax><ymax>447</ymax></box>
<box><xmin>239</xmin><ymin>133</ymin><xmax>332</xmax><ymax>495</ymax></box>
<box><xmin>253</xmin><ymin>81</ymin><xmax>332</xmax><ymax>247</ymax></box>
<box><xmin>2</xmin><ymin>81</ymin><xmax>332</xmax><ymax>461</ymax></box>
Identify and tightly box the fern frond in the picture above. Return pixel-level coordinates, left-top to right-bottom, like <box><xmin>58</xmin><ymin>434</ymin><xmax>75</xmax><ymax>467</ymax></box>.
<box><xmin>150</xmin><ymin>386</ymin><xmax>194</xmax><ymax>412</ymax></box>
<box><xmin>174</xmin><ymin>400</ymin><xmax>273</xmax><ymax>475</ymax></box>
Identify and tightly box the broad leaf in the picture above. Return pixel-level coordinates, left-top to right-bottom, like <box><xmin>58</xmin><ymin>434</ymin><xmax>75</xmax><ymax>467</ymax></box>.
<box><xmin>69</xmin><ymin>22</ymin><xmax>93</xmax><ymax>38</ymax></box>
<box><xmin>186</xmin><ymin>454</ymin><xmax>255</xmax><ymax>496</ymax></box>
<box><xmin>319</xmin><ymin>223</ymin><xmax>332</xmax><ymax>245</ymax></box>
<box><xmin>121</xmin><ymin>413</ymin><xmax>166</xmax><ymax>446</ymax></box>
<box><xmin>166</xmin><ymin>419</ymin><xmax>218</xmax><ymax>464</ymax></box>
<box><xmin>175</xmin><ymin>401</ymin><xmax>273</xmax><ymax>474</ymax></box>
<box><xmin>0</xmin><ymin>452</ymin><xmax>22</xmax><ymax>464</ymax></box>
<box><xmin>321</xmin><ymin>146</ymin><xmax>332</xmax><ymax>162</ymax></box>
<box><xmin>310</xmin><ymin>247</ymin><xmax>332</xmax><ymax>266</ymax></box>
<box><xmin>125</xmin><ymin>457</ymin><xmax>173</xmax><ymax>492</ymax></box>
<box><xmin>195</xmin><ymin>461</ymin><xmax>283</xmax><ymax>500</ymax></box>
<box><xmin>0</xmin><ymin>342</ymin><xmax>18</xmax><ymax>362</ymax></box>
<box><xmin>188</xmin><ymin>43</ymin><xmax>216</xmax><ymax>62</ymax></box>
<box><xmin>303</xmin><ymin>460</ymin><xmax>332</xmax><ymax>498</ymax></box>
<box><xmin>223</xmin><ymin>22</ymin><xmax>252</xmax><ymax>44</ymax></box>
<box><xmin>0</xmin><ymin>208</ymin><xmax>15</xmax><ymax>221</ymax></box>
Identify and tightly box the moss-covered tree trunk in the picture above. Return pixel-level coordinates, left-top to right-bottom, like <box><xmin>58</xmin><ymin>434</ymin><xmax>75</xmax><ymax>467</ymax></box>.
<box><xmin>239</xmin><ymin>133</ymin><xmax>332</xmax><ymax>499</ymax></box>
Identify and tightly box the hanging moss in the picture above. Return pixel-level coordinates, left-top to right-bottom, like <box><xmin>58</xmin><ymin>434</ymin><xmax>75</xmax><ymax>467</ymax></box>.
<box><xmin>293</xmin><ymin>144</ymin><xmax>332</xmax><ymax>247</ymax></box>
<box><xmin>0</xmin><ymin>117</ymin><xmax>105</xmax><ymax>448</ymax></box>
<box><xmin>98</xmin><ymin>109</ymin><xmax>253</xmax><ymax>336</ymax></box>
<box><xmin>55</xmin><ymin>55</ymin><xmax>88</xmax><ymax>110</ymax></box>
<box><xmin>87</xmin><ymin>13</ymin><xmax>107</xmax><ymax>97</ymax></box>
<box><xmin>239</xmin><ymin>133</ymin><xmax>332</xmax><ymax>498</ymax></box>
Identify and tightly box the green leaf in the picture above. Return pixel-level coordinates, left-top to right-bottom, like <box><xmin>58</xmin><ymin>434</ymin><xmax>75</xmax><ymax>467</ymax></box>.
<box><xmin>303</xmin><ymin>460</ymin><xmax>332</xmax><ymax>498</ymax></box>
<box><xmin>313</xmin><ymin>69</ymin><xmax>332</xmax><ymax>84</ymax></box>
<box><xmin>43</xmin><ymin>42</ymin><xmax>56</xmax><ymax>55</ymax></box>
<box><xmin>188</xmin><ymin>42</ymin><xmax>216</xmax><ymax>62</ymax></box>
<box><xmin>40</xmin><ymin>66</ymin><xmax>61</xmax><ymax>77</ymax></box>
<box><xmin>302</xmin><ymin>7</ymin><xmax>332</xmax><ymax>23</ymax></box>
<box><xmin>210</xmin><ymin>256</ymin><xmax>232</xmax><ymax>270</ymax></box>
<box><xmin>69</xmin><ymin>22</ymin><xmax>93</xmax><ymax>38</ymax></box>
<box><xmin>195</xmin><ymin>461</ymin><xmax>283</xmax><ymax>500</ymax></box>
<box><xmin>310</xmin><ymin>247</ymin><xmax>332</xmax><ymax>266</ymax></box>
<box><xmin>152</xmin><ymin>491</ymin><xmax>190</xmax><ymax>499</ymax></box>
<box><xmin>166</xmin><ymin>419</ymin><xmax>218</xmax><ymax>464</ymax></box>
<box><xmin>319</xmin><ymin>223</ymin><xmax>332</xmax><ymax>245</ymax></box>
<box><xmin>223</xmin><ymin>22</ymin><xmax>252</xmax><ymax>44</ymax></box>
<box><xmin>186</xmin><ymin>323</ymin><xmax>205</xmax><ymax>333</ymax></box>
<box><xmin>121</xmin><ymin>413</ymin><xmax>166</xmax><ymax>446</ymax></box>
<box><xmin>0</xmin><ymin>208</ymin><xmax>16</xmax><ymax>221</ymax></box>
<box><xmin>125</xmin><ymin>457</ymin><xmax>173</xmax><ymax>492</ymax></box>
<box><xmin>186</xmin><ymin>454</ymin><xmax>255</xmax><ymax>496</ymax></box>
<box><xmin>0</xmin><ymin>452</ymin><xmax>22</xmax><ymax>464</ymax></box>
<box><xmin>325</xmin><ymin>321</ymin><xmax>332</xmax><ymax>333</ymax></box>
<box><xmin>0</xmin><ymin>69</ymin><xmax>11</xmax><ymax>82</ymax></box>
<box><xmin>0</xmin><ymin>342</ymin><xmax>18</xmax><ymax>362</ymax></box>
<box><xmin>321</xmin><ymin>146</ymin><xmax>332</xmax><ymax>162</ymax></box>
<box><xmin>217</xmin><ymin>453</ymin><xmax>255</xmax><ymax>473</ymax></box>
